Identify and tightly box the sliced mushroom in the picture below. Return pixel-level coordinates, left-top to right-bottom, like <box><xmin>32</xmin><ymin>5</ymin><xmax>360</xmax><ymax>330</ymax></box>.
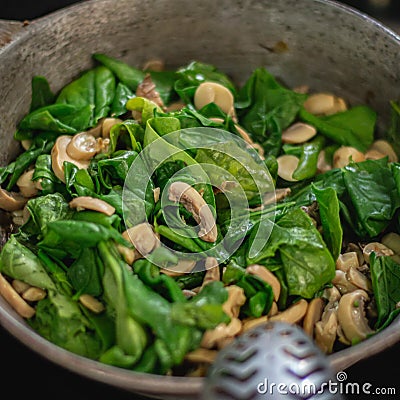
<box><xmin>369</xmin><ymin>139</ymin><xmax>398</xmax><ymax>163</ymax></box>
<box><xmin>161</xmin><ymin>259</ymin><xmax>197</xmax><ymax>277</ymax></box>
<box><xmin>66</xmin><ymin>132</ymin><xmax>99</xmax><ymax>161</ymax></box>
<box><xmin>276</xmin><ymin>154</ymin><xmax>300</xmax><ymax>182</ymax></box>
<box><xmin>16</xmin><ymin>169</ymin><xmax>38</xmax><ymax>198</ymax></box>
<box><xmin>333</xmin><ymin>146</ymin><xmax>365</xmax><ymax>169</ymax></box>
<box><xmin>223</xmin><ymin>285</ymin><xmax>246</xmax><ymax>319</ymax></box>
<box><xmin>303</xmin><ymin>297</ymin><xmax>325</xmax><ymax>337</ymax></box>
<box><xmin>281</xmin><ymin>122</ymin><xmax>317</xmax><ymax>144</ymax></box>
<box><xmin>123</xmin><ymin>222</ymin><xmax>160</xmax><ymax>256</ymax></box>
<box><xmin>86</xmin><ymin>118</ymin><xmax>104</xmax><ymax>138</ymax></box>
<box><xmin>314</xmin><ymin>309</ymin><xmax>338</xmax><ymax>353</ymax></box>
<box><xmin>269</xmin><ymin>299</ymin><xmax>308</xmax><ymax>324</ymax></box>
<box><xmin>0</xmin><ymin>273</ymin><xmax>35</xmax><ymax>318</ymax></box>
<box><xmin>194</xmin><ymin>82</ymin><xmax>235</xmax><ymax>118</ymax></box>
<box><xmin>142</xmin><ymin>59</ymin><xmax>165</xmax><ymax>72</ymax></box>
<box><xmin>168</xmin><ymin>181</ymin><xmax>217</xmax><ymax>243</ymax></box>
<box><xmin>234</xmin><ymin>123</ymin><xmax>265</xmax><ymax>158</ymax></box>
<box><xmin>332</xmin><ymin>270</ymin><xmax>359</xmax><ymax>295</ymax></box>
<box><xmin>185</xmin><ymin>348</ymin><xmax>218</xmax><ymax>364</ymax></box>
<box><xmin>153</xmin><ymin>187</ymin><xmax>160</xmax><ymax>203</ymax></box>
<box><xmin>117</xmin><ymin>244</ymin><xmax>139</xmax><ymax>266</ymax></box>
<box><xmin>322</xmin><ymin>286</ymin><xmax>341</xmax><ymax>303</ymax></box>
<box><xmin>22</xmin><ymin>287</ymin><xmax>47</xmax><ymax>302</ymax></box>
<box><xmin>69</xmin><ymin>196</ymin><xmax>115</xmax><ymax>216</ymax></box>
<box><xmin>345</xmin><ymin>243</ymin><xmax>365</xmax><ymax>266</ymax></box>
<box><xmin>79</xmin><ymin>293</ymin><xmax>105</xmax><ymax>314</ymax></box>
<box><xmin>201</xmin><ymin>258</ymin><xmax>220</xmax><ymax>288</ymax></box>
<box><xmin>21</xmin><ymin>139</ymin><xmax>33</xmax><ymax>150</ymax></box>
<box><xmin>165</xmin><ymin>100</ymin><xmax>186</xmax><ymax>112</ymax></box>
<box><xmin>246</xmin><ymin>264</ymin><xmax>281</xmax><ymax>302</ymax></box>
<box><xmin>362</xmin><ymin>242</ymin><xmax>394</xmax><ymax>264</ymax></box>
<box><xmin>325</xmin><ymin>96</ymin><xmax>348</xmax><ymax>115</ymax></box>
<box><xmin>51</xmin><ymin>135</ymin><xmax>90</xmax><ymax>182</ymax></box>
<box><xmin>364</xmin><ymin>149</ymin><xmax>386</xmax><ymax>160</ymax></box>
<box><xmin>0</xmin><ymin>187</ymin><xmax>27</xmax><ymax>211</ymax></box>
<box><xmin>336</xmin><ymin>252</ymin><xmax>359</xmax><ymax>273</ymax></box>
<box><xmin>136</xmin><ymin>73</ymin><xmax>164</xmax><ymax>109</ymax></box>
<box><xmin>201</xmin><ymin>318</ymin><xmax>242</xmax><ymax>349</ymax></box>
<box><xmin>12</xmin><ymin>279</ymin><xmax>31</xmax><ymax>295</ymax></box>
<box><xmin>337</xmin><ymin>289</ymin><xmax>374</xmax><ymax>343</ymax></box>
<box><xmin>102</xmin><ymin>117</ymin><xmax>123</xmax><ymax>139</ymax></box>
<box><xmin>303</xmin><ymin>93</ymin><xmax>336</xmax><ymax>115</ymax></box>
<box><xmin>347</xmin><ymin>267</ymin><xmax>372</xmax><ymax>293</ymax></box>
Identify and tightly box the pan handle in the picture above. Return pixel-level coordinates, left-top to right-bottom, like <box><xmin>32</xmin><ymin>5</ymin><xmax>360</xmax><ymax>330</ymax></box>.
<box><xmin>0</xmin><ymin>20</ymin><xmax>27</xmax><ymax>48</ymax></box>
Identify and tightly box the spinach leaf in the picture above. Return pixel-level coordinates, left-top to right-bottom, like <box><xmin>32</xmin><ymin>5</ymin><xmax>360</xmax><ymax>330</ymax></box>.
<box><xmin>56</xmin><ymin>66</ymin><xmax>116</xmax><ymax>127</ymax></box>
<box><xmin>0</xmin><ymin>235</ymin><xmax>55</xmax><ymax>290</ymax></box>
<box><xmin>236</xmin><ymin>68</ymin><xmax>306</xmax><ymax>140</ymax></box>
<box><xmin>174</xmin><ymin>61</ymin><xmax>236</xmax><ymax>104</ymax></box>
<box><xmin>386</xmin><ymin>100</ymin><xmax>400</xmax><ymax>156</ymax></box>
<box><xmin>342</xmin><ymin>158</ymin><xmax>400</xmax><ymax>238</ymax></box>
<box><xmin>30</xmin><ymin>76</ymin><xmax>55</xmax><ymax>112</ymax></box>
<box><xmin>299</xmin><ymin>106</ymin><xmax>376</xmax><ymax>152</ymax></box>
<box><xmin>108</xmin><ymin>120</ymin><xmax>143</xmax><ymax>154</ymax></box>
<box><xmin>30</xmin><ymin>291</ymin><xmax>103</xmax><ymax>359</ymax></box>
<box><xmin>110</xmin><ymin>82</ymin><xmax>134</xmax><ymax>117</ymax></box>
<box><xmin>370</xmin><ymin>253</ymin><xmax>400</xmax><ymax>330</ymax></box>
<box><xmin>32</xmin><ymin>154</ymin><xmax>66</xmax><ymax>195</ymax></box>
<box><xmin>254</xmin><ymin>208</ymin><xmax>335</xmax><ymax>298</ymax></box>
<box><xmin>312</xmin><ymin>185</ymin><xmax>343</xmax><ymax>260</ymax></box>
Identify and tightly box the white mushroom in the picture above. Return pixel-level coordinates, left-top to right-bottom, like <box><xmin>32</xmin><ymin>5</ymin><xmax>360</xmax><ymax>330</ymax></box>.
<box><xmin>79</xmin><ymin>294</ymin><xmax>105</xmax><ymax>314</ymax></box>
<box><xmin>136</xmin><ymin>73</ymin><xmax>165</xmax><ymax>109</ymax></box>
<box><xmin>51</xmin><ymin>135</ymin><xmax>90</xmax><ymax>182</ymax></box>
<box><xmin>16</xmin><ymin>169</ymin><xmax>38</xmax><ymax>198</ymax></box>
<box><xmin>347</xmin><ymin>267</ymin><xmax>372</xmax><ymax>293</ymax></box>
<box><xmin>303</xmin><ymin>297</ymin><xmax>325</xmax><ymax>337</ymax></box>
<box><xmin>66</xmin><ymin>132</ymin><xmax>99</xmax><ymax>160</ymax></box>
<box><xmin>123</xmin><ymin>222</ymin><xmax>160</xmax><ymax>256</ymax></box>
<box><xmin>317</xmin><ymin>150</ymin><xmax>332</xmax><ymax>173</ymax></box>
<box><xmin>336</xmin><ymin>252</ymin><xmax>359</xmax><ymax>273</ymax></box>
<box><xmin>223</xmin><ymin>285</ymin><xmax>246</xmax><ymax>319</ymax></box>
<box><xmin>281</xmin><ymin>122</ymin><xmax>317</xmax><ymax>144</ymax></box>
<box><xmin>69</xmin><ymin>196</ymin><xmax>115</xmax><ymax>216</ymax></box>
<box><xmin>168</xmin><ymin>181</ymin><xmax>217</xmax><ymax>243</ymax></box>
<box><xmin>201</xmin><ymin>318</ymin><xmax>242</xmax><ymax>349</ymax></box>
<box><xmin>142</xmin><ymin>58</ymin><xmax>165</xmax><ymax>72</ymax></box>
<box><xmin>337</xmin><ymin>289</ymin><xmax>374</xmax><ymax>343</ymax></box>
<box><xmin>194</xmin><ymin>82</ymin><xmax>235</xmax><ymax>118</ymax></box>
<box><xmin>364</xmin><ymin>149</ymin><xmax>386</xmax><ymax>160</ymax></box>
<box><xmin>381</xmin><ymin>233</ymin><xmax>400</xmax><ymax>255</ymax></box>
<box><xmin>333</xmin><ymin>146</ymin><xmax>365</xmax><ymax>169</ymax></box>
<box><xmin>303</xmin><ymin>93</ymin><xmax>336</xmax><ymax>115</ymax></box>
<box><xmin>362</xmin><ymin>242</ymin><xmax>394</xmax><ymax>264</ymax></box>
<box><xmin>101</xmin><ymin>117</ymin><xmax>123</xmax><ymax>139</ymax></box>
<box><xmin>369</xmin><ymin>139</ymin><xmax>398</xmax><ymax>163</ymax></box>
<box><xmin>0</xmin><ymin>273</ymin><xmax>35</xmax><ymax>318</ymax></box>
<box><xmin>276</xmin><ymin>154</ymin><xmax>300</xmax><ymax>182</ymax></box>
<box><xmin>332</xmin><ymin>270</ymin><xmax>359</xmax><ymax>295</ymax></box>
<box><xmin>161</xmin><ymin>259</ymin><xmax>197</xmax><ymax>277</ymax></box>
<box><xmin>246</xmin><ymin>264</ymin><xmax>281</xmax><ymax>302</ymax></box>
<box><xmin>22</xmin><ymin>287</ymin><xmax>47</xmax><ymax>302</ymax></box>
<box><xmin>0</xmin><ymin>187</ymin><xmax>27</xmax><ymax>211</ymax></box>
<box><xmin>269</xmin><ymin>299</ymin><xmax>308</xmax><ymax>324</ymax></box>
<box><xmin>185</xmin><ymin>348</ymin><xmax>218</xmax><ymax>364</ymax></box>
<box><xmin>314</xmin><ymin>307</ymin><xmax>338</xmax><ymax>353</ymax></box>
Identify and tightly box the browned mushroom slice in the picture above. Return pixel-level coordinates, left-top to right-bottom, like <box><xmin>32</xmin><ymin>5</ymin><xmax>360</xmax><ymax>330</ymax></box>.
<box><xmin>337</xmin><ymin>289</ymin><xmax>374</xmax><ymax>343</ymax></box>
<box><xmin>16</xmin><ymin>169</ymin><xmax>38</xmax><ymax>198</ymax></box>
<box><xmin>0</xmin><ymin>187</ymin><xmax>27</xmax><ymax>211</ymax></box>
<box><xmin>246</xmin><ymin>264</ymin><xmax>281</xmax><ymax>302</ymax></box>
<box><xmin>168</xmin><ymin>181</ymin><xmax>217</xmax><ymax>243</ymax></box>
<box><xmin>123</xmin><ymin>222</ymin><xmax>160</xmax><ymax>256</ymax></box>
<box><xmin>333</xmin><ymin>146</ymin><xmax>365</xmax><ymax>168</ymax></box>
<box><xmin>51</xmin><ymin>136</ymin><xmax>90</xmax><ymax>183</ymax></box>
<box><xmin>69</xmin><ymin>196</ymin><xmax>115</xmax><ymax>216</ymax></box>
<box><xmin>136</xmin><ymin>73</ymin><xmax>164</xmax><ymax>109</ymax></box>
<box><xmin>303</xmin><ymin>297</ymin><xmax>325</xmax><ymax>337</ymax></box>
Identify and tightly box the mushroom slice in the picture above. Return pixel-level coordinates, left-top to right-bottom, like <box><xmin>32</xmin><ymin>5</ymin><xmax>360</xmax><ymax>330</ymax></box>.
<box><xmin>303</xmin><ymin>297</ymin><xmax>325</xmax><ymax>337</ymax></box>
<box><xmin>194</xmin><ymin>82</ymin><xmax>235</xmax><ymax>117</ymax></box>
<box><xmin>364</xmin><ymin>149</ymin><xmax>386</xmax><ymax>160</ymax></box>
<box><xmin>0</xmin><ymin>273</ymin><xmax>35</xmax><ymax>318</ymax></box>
<box><xmin>102</xmin><ymin>117</ymin><xmax>123</xmax><ymax>139</ymax></box>
<box><xmin>362</xmin><ymin>242</ymin><xmax>394</xmax><ymax>264</ymax></box>
<box><xmin>0</xmin><ymin>187</ymin><xmax>27</xmax><ymax>211</ymax></box>
<box><xmin>16</xmin><ymin>169</ymin><xmax>38</xmax><ymax>198</ymax></box>
<box><xmin>332</xmin><ymin>270</ymin><xmax>359</xmax><ymax>295</ymax></box>
<box><xmin>333</xmin><ymin>146</ymin><xmax>365</xmax><ymax>169</ymax></box>
<box><xmin>51</xmin><ymin>135</ymin><xmax>90</xmax><ymax>183</ymax></box>
<box><xmin>303</xmin><ymin>93</ymin><xmax>336</xmax><ymax>115</ymax></box>
<box><xmin>201</xmin><ymin>318</ymin><xmax>242</xmax><ymax>349</ymax></box>
<box><xmin>69</xmin><ymin>196</ymin><xmax>115</xmax><ymax>216</ymax></box>
<box><xmin>123</xmin><ymin>222</ymin><xmax>160</xmax><ymax>256</ymax></box>
<box><xmin>369</xmin><ymin>139</ymin><xmax>398</xmax><ymax>163</ymax></box>
<box><xmin>136</xmin><ymin>73</ymin><xmax>164</xmax><ymax>109</ymax></box>
<box><xmin>347</xmin><ymin>267</ymin><xmax>372</xmax><ymax>293</ymax></box>
<box><xmin>246</xmin><ymin>264</ymin><xmax>281</xmax><ymax>302</ymax></box>
<box><xmin>276</xmin><ymin>154</ymin><xmax>300</xmax><ymax>182</ymax></box>
<box><xmin>281</xmin><ymin>122</ymin><xmax>317</xmax><ymax>144</ymax></box>
<box><xmin>317</xmin><ymin>150</ymin><xmax>332</xmax><ymax>174</ymax></box>
<box><xmin>337</xmin><ymin>290</ymin><xmax>374</xmax><ymax>343</ymax></box>
<box><xmin>223</xmin><ymin>285</ymin><xmax>246</xmax><ymax>319</ymax></box>
<box><xmin>66</xmin><ymin>132</ymin><xmax>99</xmax><ymax>160</ymax></box>
<box><xmin>314</xmin><ymin>309</ymin><xmax>338</xmax><ymax>354</ymax></box>
<box><xmin>168</xmin><ymin>181</ymin><xmax>217</xmax><ymax>243</ymax></box>
<box><xmin>336</xmin><ymin>252</ymin><xmax>359</xmax><ymax>273</ymax></box>
<box><xmin>185</xmin><ymin>348</ymin><xmax>217</xmax><ymax>364</ymax></box>
<box><xmin>269</xmin><ymin>299</ymin><xmax>308</xmax><ymax>324</ymax></box>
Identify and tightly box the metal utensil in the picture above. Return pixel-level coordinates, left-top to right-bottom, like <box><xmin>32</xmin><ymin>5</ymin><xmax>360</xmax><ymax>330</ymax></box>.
<box><xmin>202</xmin><ymin>321</ymin><xmax>343</xmax><ymax>399</ymax></box>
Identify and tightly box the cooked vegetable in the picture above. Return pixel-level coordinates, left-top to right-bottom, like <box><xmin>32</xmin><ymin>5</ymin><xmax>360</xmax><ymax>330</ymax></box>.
<box><xmin>0</xmin><ymin>54</ymin><xmax>399</xmax><ymax>377</ymax></box>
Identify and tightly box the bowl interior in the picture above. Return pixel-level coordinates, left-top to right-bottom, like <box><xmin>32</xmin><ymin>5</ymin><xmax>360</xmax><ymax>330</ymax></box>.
<box><xmin>1</xmin><ymin>0</ymin><xmax>400</xmax><ymax>398</ymax></box>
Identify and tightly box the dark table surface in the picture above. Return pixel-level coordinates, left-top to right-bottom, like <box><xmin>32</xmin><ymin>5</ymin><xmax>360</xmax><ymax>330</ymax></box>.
<box><xmin>1</xmin><ymin>1</ymin><xmax>400</xmax><ymax>399</ymax></box>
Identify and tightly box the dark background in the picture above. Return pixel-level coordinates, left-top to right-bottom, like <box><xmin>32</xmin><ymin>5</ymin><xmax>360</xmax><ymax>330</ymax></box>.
<box><xmin>0</xmin><ymin>1</ymin><xmax>400</xmax><ymax>399</ymax></box>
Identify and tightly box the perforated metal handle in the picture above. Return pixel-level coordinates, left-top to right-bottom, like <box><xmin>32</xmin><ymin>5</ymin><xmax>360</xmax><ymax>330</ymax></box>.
<box><xmin>202</xmin><ymin>321</ymin><xmax>343</xmax><ymax>399</ymax></box>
